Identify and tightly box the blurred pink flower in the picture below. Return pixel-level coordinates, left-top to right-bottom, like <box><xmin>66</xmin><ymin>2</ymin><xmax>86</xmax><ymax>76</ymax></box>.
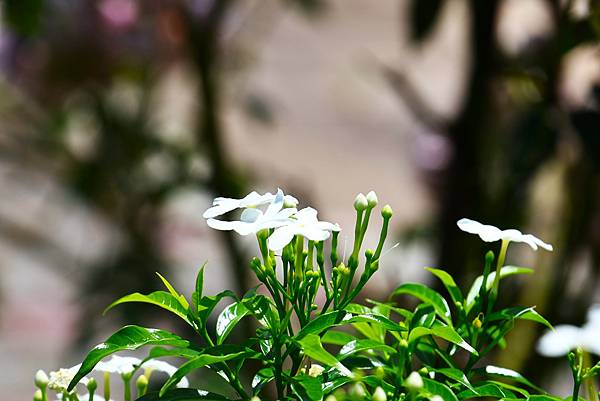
<box><xmin>98</xmin><ymin>0</ymin><xmax>139</xmax><ymax>29</ymax></box>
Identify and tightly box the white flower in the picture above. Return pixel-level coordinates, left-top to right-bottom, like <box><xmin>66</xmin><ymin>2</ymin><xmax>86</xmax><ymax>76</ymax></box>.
<box><xmin>537</xmin><ymin>304</ymin><xmax>600</xmax><ymax>357</ymax></box>
<box><xmin>457</xmin><ymin>218</ymin><xmax>553</xmax><ymax>251</ymax></box>
<box><xmin>206</xmin><ymin>189</ymin><xmax>297</xmax><ymax>236</ymax></box>
<box><xmin>35</xmin><ymin>370</ymin><xmax>49</xmax><ymax>388</ymax></box>
<box><xmin>203</xmin><ymin>189</ymin><xmax>298</xmax><ymax>219</ymax></box>
<box><xmin>308</xmin><ymin>364</ymin><xmax>325</xmax><ymax>377</ymax></box>
<box><xmin>405</xmin><ymin>371</ymin><xmax>424</xmax><ymax>390</ymax></box>
<box><xmin>94</xmin><ymin>355</ymin><xmax>189</xmax><ymax>388</ymax></box>
<box><xmin>267</xmin><ymin>207</ymin><xmax>340</xmax><ymax>250</ymax></box>
<box><xmin>372</xmin><ymin>386</ymin><xmax>387</xmax><ymax>401</ymax></box>
<box><xmin>48</xmin><ymin>366</ymin><xmax>88</xmax><ymax>392</ymax></box>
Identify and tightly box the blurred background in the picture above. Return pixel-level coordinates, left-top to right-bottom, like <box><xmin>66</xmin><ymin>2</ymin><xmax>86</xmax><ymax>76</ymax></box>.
<box><xmin>1</xmin><ymin>0</ymin><xmax>600</xmax><ymax>398</ymax></box>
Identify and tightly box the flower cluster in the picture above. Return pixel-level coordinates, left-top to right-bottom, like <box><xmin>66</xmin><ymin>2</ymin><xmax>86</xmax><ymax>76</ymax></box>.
<box><xmin>204</xmin><ymin>188</ymin><xmax>340</xmax><ymax>250</ymax></box>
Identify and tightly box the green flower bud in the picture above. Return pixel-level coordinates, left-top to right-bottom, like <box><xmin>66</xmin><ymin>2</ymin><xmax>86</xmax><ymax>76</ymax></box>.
<box><xmin>485</xmin><ymin>250</ymin><xmax>495</xmax><ymax>265</ymax></box>
<box><xmin>430</xmin><ymin>396</ymin><xmax>444</xmax><ymax>401</ymax></box>
<box><xmin>136</xmin><ymin>375</ymin><xmax>148</xmax><ymax>395</ymax></box>
<box><xmin>375</xmin><ymin>366</ymin><xmax>385</xmax><ymax>378</ymax></box>
<box><xmin>354</xmin><ymin>193</ymin><xmax>368</xmax><ymax>211</ymax></box>
<box><xmin>366</xmin><ymin>191</ymin><xmax>378</xmax><ymax>208</ymax></box>
<box><xmin>86</xmin><ymin>377</ymin><xmax>97</xmax><ymax>393</ymax></box>
<box><xmin>34</xmin><ymin>370</ymin><xmax>49</xmax><ymax>389</ymax></box>
<box><xmin>418</xmin><ymin>367</ymin><xmax>429</xmax><ymax>375</ymax></box>
<box><xmin>121</xmin><ymin>371</ymin><xmax>133</xmax><ymax>381</ymax></box>
<box><xmin>472</xmin><ymin>315</ymin><xmax>483</xmax><ymax>329</ymax></box>
<box><xmin>33</xmin><ymin>389</ymin><xmax>43</xmax><ymax>401</ymax></box>
<box><xmin>325</xmin><ymin>396</ymin><xmax>338</xmax><ymax>401</ymax></box>
<box><xmin>250</xmin><ymin>397</ymin><xmax>261</xmax><ymax>401</ymax></box>
<box><xmin>405</xmin><ymin>371</ymin><xmax>423</xmax><ymax>391</ymax></box>
<box><xmin>370</xmin><ymin>261</ymin><xmax>379</xmax><ymax>272</ymax></box>
<box><xmin>381</xmin><ymin>204</ymin><xmax>393</xmax><ymax>219</ymax></box>
<box><xmin>365</xmin><ymin>249</ymin><xmax>374</xmax><ymax>260</ymax></box>
<box><xmin>372</xmin><ymin>386</ymin><xmax>387</xmax><ymax>401</ymax></box>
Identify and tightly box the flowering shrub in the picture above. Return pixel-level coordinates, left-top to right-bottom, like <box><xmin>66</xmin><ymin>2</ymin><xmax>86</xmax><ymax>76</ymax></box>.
<box><xmin>33</xmin><ymin>189</ymin><xmax>600</xmax><ymax>401</ymax></box>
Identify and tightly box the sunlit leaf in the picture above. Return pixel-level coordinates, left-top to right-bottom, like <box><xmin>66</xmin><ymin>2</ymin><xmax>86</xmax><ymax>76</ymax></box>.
<box><xmin>394</xmin><ymin>283</ymin><xmax>452</xmax><ymax>325</ymax></box>
<box><xmin>68</xmin><ymin>325</ymin><xmax>188</xmax><ymax>391</ymax></box>
<box><xmin>216</xmin><ymin>302</ymin><xmax>250</xmax><ymax>344</ymax></box>
<box><xmin>478</xmin><ymin>365</ymin><xmax>545</xmax><ymax>393</ymax></box>
<box><xmin>487</xmin><ymin>306</ymin><xmax>553</xmax><ymax>330</ymax></box>
<box><xmin>434</xmin><ymin>368</ymin><xmax>476</xmax><ymax>392</ymax></box>
<box><xmin>296</xmin><ymin>334</ymin><xmax>352</xmax><ymax>377</ymax></box>
<box><xmin>157</xmin><ymin>272</ymin><xmax>189</xmax><ymax>309</ymax></box>
<box><xmin>425</xmin><ymin>267</ymin><xmax>464</xmax><ymax>305</ymax></box>
<box><xmin>291</xmin><ymin>374</ymin><xmax>323</xmax><ymax>401</ymax></box>
<box><xmin>465</xmin><ymin>266</ymin><xmax>534</xmax><ymax>313</ymax></box>
<box><xmin>104</xmin><ymin>291</ymin><xmax>192</xmax><ymax>326</ymax></box>
<box><xmin>422</xmin><ymin>377</ymin><xmax>459</xmax><ymax>401</ymax></box>
<box><xmin>409</xmin><ymin>324</ymin><xmax>477</xmax><ymax>355</ymax></box>
<box><xmin>337</xmin><ymin>339</ymin><xmax>396</xmax><ymax>360</ymax></box>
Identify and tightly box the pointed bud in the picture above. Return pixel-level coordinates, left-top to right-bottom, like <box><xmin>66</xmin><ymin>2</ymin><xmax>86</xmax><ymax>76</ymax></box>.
<box><xmin>366</xmin><ymin>191</ymin><xmax>378</xmax><ymax>208</ymax></box>
<box><xmin>34</xmin><ymin>370</ymin><xmax>49</xmax><ymax>389</ymax></box>
<box><xmin>136</xmin><ymin>375</ymin><xmax>148</xmax><ymax>394</ymax></box>
<box><xmin>250</xmin><ymin>397</ymin><xmax>261</xmax><ymax>401</ymax></box>
<box><xmin>372</xmin><ymin>386</ymin><xmax>387</xmax><ymax>401</ymax></box>
<box><xmin>381</xmin><ymin>204</ymin><xmax>393</xmax><ymax>219</ymax></box>
<box><xmin>33</xmin><ymin>389</ymin><xmax>43</xmax><ymax>401</ymax></box>
<box><xmin>325</xmin><ymin>396</ymin><xmax>338</xmax><ymax>401</ymax></box>
<box><xmin>365</xmin><ymin>249</ymin><xmax>374</xmax><ymax>260</ymax></box>
<box><xmin>431</xmin><ymin>396</ymin><xmax>444</xmax><ymax>401</ymax></box>
<box><xmin>354</xmin><ymin>193</ymin><xmax>368</xmax><ymax>211</ymax></box>
<box><xmin>87</xmin><ymin>377</ymin><xmax>97</xmax><ymax>393</ymax></box>
<box><xmin>405</xmin><ymin>371</ymin><xmax>423</xmax><ymax>391</ymax></box>
<box><xmin>349</xmin><ymin>382</ymin><xmax>366</xmax><ymax>399</ymax></box>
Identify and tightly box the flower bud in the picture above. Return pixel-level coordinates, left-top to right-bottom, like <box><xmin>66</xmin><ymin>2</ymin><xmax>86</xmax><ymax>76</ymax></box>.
<box><xmin>284</xmin><ymin>196</ymin><xmax>298</xmax><ymax>208</ymax></box>
<box><xmin>418</xmin><ymin>367</ymin><xmax>429</xmax><ymax>376</ymax></box>
<box><xmin>405</xmin><ymin>371</ymin><xmax>423</xmax><ymax>391</ymax></box>
<box><xmin>325</xmin><ymin>396</ymin><xmax>338</xmax><ymax>401</ymax></box>
<box><xmin>34</xmin><ymin>370</ymin><xmax>49</xmax><ymax>389</ymax></box>
<box><xmin>354</xmin><ymin>193</ymin><xmax>368</xmax><ymax>211</ymax></box>
<box><xmin>87</xmin><ymin>377</ymin><xmax>98</xmax><ymax>393</ymax></box>
<box><xmin>365</xmin><ymin>249</ymin><xmax>374</xmax><ymax>260</ymax></box>
<box><xmin>33</xmin><ymin>389</ymin><xmax>43</xmax><ymax>401</ymax></box>
<box><xmin>136</xmin><ymin>375</ymin><xmax>148</xmax><ymax>394</ymax></box>
<box><xmin>250</xmin><ymin>397</ymin><xmax>261</xmax><ymax>401</ymax></box>
<box><xmin>349</xmin><ymin>382</ymin><xmax>366</xmax><ymax>399</ymax></box>
<box><xmin>375</xmin><ymin>366</ymin><xmax>385</xmax><ymax>378</ymax></box>
<box><xmin>430</xmin><ymin>396</ymin><xmax>443</xmax><ymax>401</ymax></box>
<box><xmin>372</xmin><ymin>386</ymin><xmax>387</xmax><ymax>401</ymax></box>
<box><xmin>472</xmin><ymin>315</ymin><xmax>483</xmax><ymax>329</ymax></box>
<box><xmin>366</xmin><ymin>191</ymin><xmax>378</xmax><ymax>208</ymax></box>
<box><xmin>381</xmin><ymin>204</ymin><xmax>393</xmax><ymax>219</ymax></box>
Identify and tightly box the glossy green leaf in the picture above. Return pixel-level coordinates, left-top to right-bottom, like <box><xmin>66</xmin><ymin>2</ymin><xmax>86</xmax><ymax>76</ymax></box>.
<box><xmin>422</xmin><ymin>377</ymin><xmax>459</xmax><ymax>401</ymax></box>
<box><xmin>68</xmin><ymin>325</ymin><xmax>188</xmax><ymax>391</ymax></box>
<box><xmin>457</xmin><ymin>382</ymin><xmax>514</xmax><ymax>399</ymax></box>
<box><xmin>104</xmin><ymin>291</ymin><xmax>192</xmax><ymax>326</ymax></box>
<box><xmin>425</xmin><ymin>267</ymin><xmax>464</xmax><ymax>305</ymax></box>
<box><xmin>295</xmin><ymin>311</ymin><xmax>351</xmax><ymax>340</ymax></box>
<box><xmin>434</xmin><ymin>368</ymin><xmax>476</xmax><ymax>392</ymax></box>
<box><xmin>487</xmin><ymin>307</ymin><xmax>553</xmax><ymax>330</ymax></box>
<box><xmin>322</xmin><ymin>331</ymin><xmax>357</xmax><ymax>346</ymax></box>
<box><xmin>160</xmin><ymin>350</ymin><xmax>252</xmax><ymax>396</ymax></box>
<box><xmin>291</xmin><ymin>375</ymin><xmax>323</xmax><ymax>401</ymax></box>
<box><xmin>157</xmin><ymin>272</ymin><xmax>189</xmax><ymax>309</ymax></box>
<box><xmin>216</xmin><ymin>302</ymin><xmax>250</xmax><ymax>344</ymax></box>
<box><xmin>297</xmin><ymin>334</ymin><xmax>352</xmax><ymax>376</ymax></box>
<box><xmin>196</xmin><ymin>263</ymin><xmax>207</xmax><ymax>300</ymax></box>
<box><xmin>480</xmin><ymin>365</ymin><xmax>545</xmax><ymax>393</ymax></box>
<box><xmin>394</xmin><ymin>283</ymin><xmax>452</xmax><ymax>325</ymax></box>
<box><xmin>465</xmin><ymin>266</ymin><xmax>533</xmax><ymax>313</ymax></box>
<box><xmin>337</xmin><ymin>339</ymin><xmax>396</xmax><ymax>360</ymax></box>
<box><xmin>252</xmin><ymin>368</ymin><xmax>274</xmax><ymax>393</ymax></box>
<box><xmin>197</xmin><ymin>290</ymin><xmax>237</xmax><ymax>324</ymax></box>
<box><xmin>409</xmin><ymin>324</ymin><xmax>477</xmax><ymax>355</ymax></box>
<box><xmin>137</xmin><ymin>388</ymin><xmax>229</xmax><ymax>401</ymax></box>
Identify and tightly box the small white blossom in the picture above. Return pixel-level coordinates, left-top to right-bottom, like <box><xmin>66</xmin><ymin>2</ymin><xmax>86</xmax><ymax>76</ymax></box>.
<box><xmin>48</xmin><ymin>367</ymin><xmax>87</xmax><ymax>392</ymax></box>
<box><xmin>538</xmin><ymin>304</ymin><xmax>600</xmax><ymax>357</ymax></box>
<box><xmin>203</xmin><ymin>189</ymin><xmax>298</xmax><ymax>219</ymax></box>
<box><xmin>457</xmin><ymin>218</ymin><xmax>553</xmax><ymax>251</ymax></box>
<box><xmin>307</xmin><ymin>364</ymin><xmax>325</xmax><ymax>377</ymax></box>
<box><xmin>405</xmin><ymin>371</ymin><xmax>423</xmax><ymax>390</ymax></box>
<box><xmin>366</xmin><ymin>191</ymin><xmax>378</xmax><ymax>207</ymax></box>
<box><xmin>267</xmin><ymin>207</ymin><xmax>340</xmax><ymax>250</ymax></box>
<box><xmin>94</xmin><ymin>355</ymin><xmax>189</xmax><ymax>388</ymax></box>
<box><xmin>353</xmin><ymin>193</ymin><xmax>368</xmax><ymax>211</ymax></box>
<box><xmin>206</xmin><ymin>189</ymin><xmax>297</xmax><ymax>236</ymax></box>
<box><xmin>35</xmin><ymin>370</ymin><xmax>49</xmax><ymax>388</ymax></box>
<box><xmin>372</xmin><ymin>386</ymin><xmax>387</xmax><ymax>401</ymax></box>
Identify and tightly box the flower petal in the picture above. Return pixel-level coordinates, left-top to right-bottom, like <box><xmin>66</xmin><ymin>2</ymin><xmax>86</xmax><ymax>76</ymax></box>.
<box><xmin>299</xmin><ymin>226</ymin><xmax>330</xmax><ymax>242</ymax></box>
<box><xmin>207</xmin><ymin>219</ymin><xmax>238</xmax><ymax>231</ymax></box>
<box><xmin>457</xmin><ymin>218</ymin><xmax>503</xmax><ymax>242</ymax></box>
<box><xmin>202</xmin><ymin>199</ymin><xmax>240</xmax><ymax>219</ymax></box>
<box><xmin>295</xmin><ymin>207</ymin><xmax>319</xmax><ymax>224</ymax></box>
<box><xmin>267</xmin><ymin>226</ymin><xmax>296</xmax><ymax>250</ymax></box>
<box><xmin>264</xmin><ymin>189</ymin><xmax>284</xmax><ymax>217</ymax></box>
<box><xmin>537</xmin><ymin>325</ymin><xmax>582</xmax><ymax>357</ymax></box>
<box><xmin>240</xmin><ymin>208</ymin><xmax>262</xmax><ymax>223</ymax></box>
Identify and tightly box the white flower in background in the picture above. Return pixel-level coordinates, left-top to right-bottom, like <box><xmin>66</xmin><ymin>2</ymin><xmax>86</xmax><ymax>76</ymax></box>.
<box><xmin>537</xmin><ymin>304</ymin><xmax>600</xmax><ymax>357</ymax></box>
<box><xmin>203</xmin><ymin>189</ymin><xmax>298</xmax><ymax>219</ymax></box>
<box><xmin>457</xmin><ymin>218</ymin><xmax>553</xmax><ymax>251</ymax></box>
<box><xmin>308</xmin><ymin>364</ymin><xmax>325</xmax><ymax>377</ymax></box>
<box><xmin>206</xmin><ymin>189</ymin><xmax>297</xmax><ymax>236</ymax></box>
<box><xmin>48</xmin><ymin>366</ymin><xmax>88</xmax><ymax>392</ymax></box>
<box><xmin>94</xmin><ymin>355</ymin><xmax>189</xmax><ymax>387</ymax></box>
<box><xmin>267</xmin><ymin>207</ymin><xmax>340</xmax><ymax>250</ymax></box>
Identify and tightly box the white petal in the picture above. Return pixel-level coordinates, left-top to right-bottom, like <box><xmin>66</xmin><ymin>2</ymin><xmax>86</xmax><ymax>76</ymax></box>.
<box><xmin>240</xmin><ymin>191</ymin><xmax>272</xmax><ymax>207</ymax></box>
<box><xmin>587</xmin><ymin>304</ymin><xmax>600</xmax><ymax>324</ymax></box>
<box><xmin>267</xmin><ymin>226</ymin><xmax>297</xmax><ymax>250</ymax></box>
<box><xmin>537</xmin><ymin>325</ymin><xmax>582</xmax><ymax>357</ymax></box>
<box><xmin>299</xmin><ymin>226</ymin><xmax>330</xmax><ymax>242</ymax></box>
<box><xmin>232</xmin><ymin>222</ymin><xmax>260</xmax><ymax>236</ymax></box>
<box><xmin>202</xmin><ymin>199</ymin><xmax>239</xmax><ymax>219</ymax></box>
<box><xmin>526</xmin><ymin>234</ymin><xmax>553</xmax><ymax>251</ymax></box>
<box><xmin>207</xmin><ymin>219</ymin><xmax>238</xmax><ymax>231</ymax></box>
<box><xmin>240</xmin><ymin>208</ymin><xmax>262</xmax><ymax>223</ymax></box>
<box><xmin>295</xmin><ymin>207</ymin><xmax>319</xmax><ymax>223</ymax></box>
<box><xmin>264</xmin><ymin>189</ymin><xmax>284</xmax><ymax>217</ymax></box>
<box><xmin>457</xmin><ymin>218</ymin><xmax>503</xmax><ymax>242</ymax></box>
<box><xmin>316</xmin><ymin>221</ymin><xmax>340</xmax><ymax>232</ymax></box>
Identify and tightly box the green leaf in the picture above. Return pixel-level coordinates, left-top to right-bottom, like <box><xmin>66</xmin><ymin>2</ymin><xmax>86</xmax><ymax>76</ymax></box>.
<box><xmin>197</xmin><ymin>290</ymin><xmax>237</xmax><ymax>324</ymax></box>
<box><xmin>295</xmin><ymin>311</ymin><xmax>351</xmax><ymax>340</ymax></box>
<box><xmin>457</xmin><ymin>382</ymin><xmax>514</xmax><ymax>399</ymax></box>
<box><xmin>196</xmin><ymin>263</ymin><xmax>207</xmax><ymax>300</ymax></box>
<box><xmin>104</xmin><ymin>291</ymin><xmax>192</xmax><ymax>326</ymax></box>
<box><xmin>487</xmin><ymin>306</ymin><xmax>553</xmax><ymax>330</ymax></box>
<box><xmin>337</xmin><ymin>339</ymin><xmax>396</xmax><ymax>360</ymax></box>
<box><xmin>68</xmin><ymin>325</ymin><xmax>188</xmax><ymax>391</ymax></box>
<box><xmin>137</xmin><ymin>389</ymin><xmax>229</xmax><ymax>401</ymax></box>
<box><xmin>297</xmin><ymin>334</ymin><xmax>352</xmax><ymax>377</ymax></box>
<box><xmin>291</xmin><ymin>375</ymin><xmax>323</xmax><ymax>401</ymax></box>
<box><xmin>422</xmin><ymin>377</ymin><xmax>459</xmax><ymax>401</ymax></box>
<box><xmin>322</xmin><ymin>331</ymin><xmax>357</xmax><ymax>346</ymax></box>
<box><xmin>425</xmin><ymin>267</ymin><xmax>464</xmax><ymax>305</ymax></box>
<box><xmin>216</xmin><ymin>302</ymin><xmax>250</xmax><ymax>344</ymax></box>
<box><xmin>409</xmin><ymin>324</ymin><xmax>477</xmax><ymax>355</ymax></box>
<box><xmin>160</xmin><ymin>350</ymin><xmax>252</xmax><ymax>396</ymax></box>
<box><xmin>465</xmin><ymin>266</ymin><xmax>533</xmax><ymax>313</ymax></box>
<box><xmin>434</xmin><ymin>368</ymin><xmax>476</xmax><ymax>392</ymax></box>
<box><xmin>394</xmin><ymin>283</ymin><xmax>452</xmax><ymax>325</ymax></box>
<box><xmin>157</xmin><ymin>272</ymin><xmax>189</xmax><ymax>309</ymax></box>
<box><xmin>480</xmin><ymin>365</ymin><xmax>545</xmax><ymax>393</ymax></box>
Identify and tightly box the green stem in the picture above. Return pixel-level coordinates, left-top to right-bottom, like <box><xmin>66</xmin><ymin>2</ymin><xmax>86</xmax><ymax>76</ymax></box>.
<box><xmin>103</xmin><ymin>372</ymin><xmax>110</xmax><ymax>401</ymax></box>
